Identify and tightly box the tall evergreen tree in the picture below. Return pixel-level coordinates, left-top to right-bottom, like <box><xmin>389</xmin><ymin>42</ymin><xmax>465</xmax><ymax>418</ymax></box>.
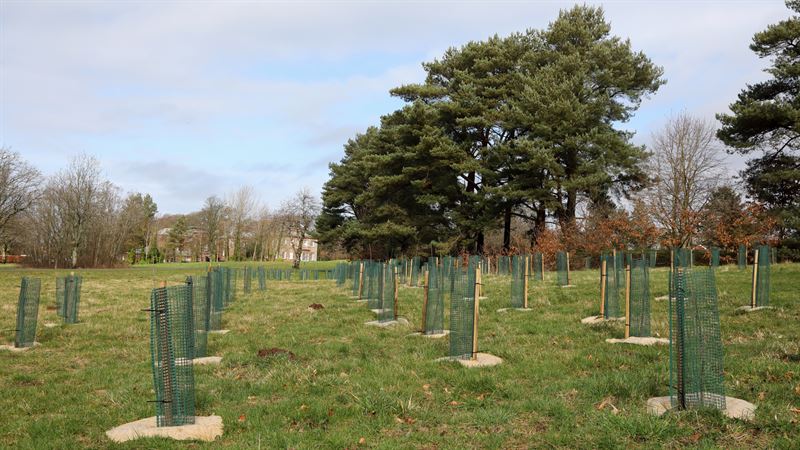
<box><xmin>717</xmin><ymin>0</ymin><xmax>800</xmax><ymax>253</ymax></box>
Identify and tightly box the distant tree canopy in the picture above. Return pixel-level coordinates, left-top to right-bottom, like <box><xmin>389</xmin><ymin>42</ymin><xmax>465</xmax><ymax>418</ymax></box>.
<box><xmin>717</xmin><ymin>0</ymin><xmax>800</xmax><ymax>258</ymax></box>
<box><xmin>317</xmin><ymin>5</ymin><xmax>664</xmax><ymax>258</ymax></box>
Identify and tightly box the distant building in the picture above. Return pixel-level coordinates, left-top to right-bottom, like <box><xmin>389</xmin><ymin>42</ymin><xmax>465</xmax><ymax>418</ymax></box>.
<box><xmin>278</xmin><ymin>235</ymin><xmax>318</xmax><ymax>262</ymax></box>
<box><xmin>155</xmin><ymin>226</ymin><xmax>317</xmax><ymax>262</ymax></box>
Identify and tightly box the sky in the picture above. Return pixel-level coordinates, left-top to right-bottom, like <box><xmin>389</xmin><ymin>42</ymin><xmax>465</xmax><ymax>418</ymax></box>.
<box><xmin>0</xmin><ymin>0</ymin><xmax>791</xmax><ymax>215</ymax></box>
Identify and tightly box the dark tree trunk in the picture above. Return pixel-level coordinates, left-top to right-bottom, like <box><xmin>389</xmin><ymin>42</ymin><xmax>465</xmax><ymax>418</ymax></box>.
<box><xmin>503</xmin><ymin>205</ymin><xmax>512</xmax><ymax>252</ymax></box>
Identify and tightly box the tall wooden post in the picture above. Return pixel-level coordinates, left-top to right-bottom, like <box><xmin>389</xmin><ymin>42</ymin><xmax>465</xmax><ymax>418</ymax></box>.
<box><xmin>421</xmin><ymin>271</ymin><xmax>430</xmax><ymax>332</ymax></box>
<box><xmin>624</xmin><ymin>264</ymin><xmax>631</xmax><ymax>339</ymax></box>
<box><xmin>358</xmin><ymin>263</ymin><xmax>364</xmax><ymax>300</ymax></box>
<box><xmin>566</xmin><ymin>252</ymin><xmax>571</xmax><ymax>286</ymax></box>
<box><xmin>523</xmin><ymin>256</ymin><xmax>529</xmax><ymax>308</ymax></box>
<box><xmin>393</xmin><ymin>267</ymin><xmax>399</xmax><ymax>320</ymax></box>
<box><xmin>472</xmin><ymin>267</ymin><xmax>480</xmax><ymax>361</ymax></box>
<box><xmin>751</xmin><ymin>248</ymin><xmax>759</xmax><ymax>308</ymax></box>
<box><xmin>600</xmin><ymin>260</ymin><xmax>607</xmax><ymax>317</ymax></box>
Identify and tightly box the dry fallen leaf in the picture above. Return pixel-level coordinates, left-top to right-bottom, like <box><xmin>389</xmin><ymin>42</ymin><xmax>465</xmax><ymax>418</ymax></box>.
<box><xmin>238</xmin><ymin>414</ymin><xmax>246</xmax><ymax>423</ymax></box>
<box><xmin>595</xmin><ymin>397</ymin><xmax>619</xmax><ymax>414</ymax></box>
<box><xmin>790</xmin><ymin>407</ymin><xmax>800</xmax><ymax>414</ymax></box>
<box><xmin>758</xmin><ymin>391</ymin><xmax>766</xmax><ymax>400</ymax></box>
<box><xmin>448</xmin><ymin>401</ymin><xmax>462</xmax><ymax>406</ymax></box>
<box><xmin>358</xmin><ymin>437</ymin><xmax>366</xmax><ymax>445</ymax></box>
<box><xmin>689</xmin><ymin>432</ymin><xmax>701</xmax><ymax>443</ymax></box>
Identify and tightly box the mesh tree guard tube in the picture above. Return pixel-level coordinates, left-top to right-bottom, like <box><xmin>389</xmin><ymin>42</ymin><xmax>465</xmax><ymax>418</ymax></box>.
<box><xmin>627</xmin><ymin>258</ymin><xmax>651</xmax><ymax>337</ymax></box>
<box><xmin>449</xmin><ymin>268</ymin><xmax>477</xmax><ymax>360</ymax></box>
<box><xmin>378</xmin><ymin>265</ymin><xmax>396</xmax><ymax>322</ymax></box>
<box><xmin>669</xmin><ymin>267</ymin><xmax>726</xmax><ymax>412</ymax></box>
<box><xmin>556</xmin><ymin>252</ymin><xmax>569</xmax><ymax>286</ymax></box>
<box><xmin>209</xmin><ymin>268</ymin><xmax>224</xmax><ymax>331</ymax></box>
<box><xmin>710</xmin><ymin>247</ymin><xmax>720</xmax><ymax>268</ymax></box>
<box><xmin>243</xmin><ymin>267</ymin><xmax>252</xmax><ymax>294</ymax></box>
<box><xmin>366</xmin><ymin>263</ymin><xmax>381</xmax><ymax>310</ymax></box>
<box><xmin>56</xmin><ymin>274</ymin><xmax>82</xmax><ymax>324</ymax></box>
<box><xmin>601</xmin><ymin>253</ymin><xmax>621</xmax><ymax>318</ymax></box>
<box><xmin>422</xmin><ymin>263</ymin><xmax>445</xmax><ymax>334</ymax></box>
<box><xmin>15</xmin><ymin>277</ymin><xmax>41</xmax><ymax>348</ymax></box>
<box><xmin>498</xmin><ymin>256</ymin><xmax>510</xmax><ymax>276</ymax></box>
<box><xmin>186</xmin><ymin>276</ymin><xmax>209</xmax><ymax>358</ymax></box>
<box><xmin>533</xmin><ymin>252</ymin><xmax>543</xmax><ymax>281</ymax></box>
<box><xmin>258</xmin><ymin>266</ymin><xmax>266</xmax><ymax>291</ymax></box>
<box><xmin>752</xmin><ymin>245</ymin><xmax>771</xmax><ymax>308</ymax></box>
<box><xmin>410</xmin><ymin>256</ymin><xmax>421</xmax><ymax>287</ymax></box>
<box><xmin>149</xmin><ymin>284</ymin><xmax>196</xmax><ymax>427</ymax></box>
<box><xmin>510</xmin><ymin>255</ymin><xmax>528</xmax><ymax>308</ymax></box>
<box><xmin>737</xmin><ymin>244</ymin><xmax>747</xmax><ymax>269</ymax></box>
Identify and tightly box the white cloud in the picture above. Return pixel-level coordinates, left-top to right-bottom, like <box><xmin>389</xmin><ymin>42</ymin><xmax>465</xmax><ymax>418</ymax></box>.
<box><xmin>0</xmin><ymin>0</ymin><xmax>791</xmax><ymax>212</ymax></box>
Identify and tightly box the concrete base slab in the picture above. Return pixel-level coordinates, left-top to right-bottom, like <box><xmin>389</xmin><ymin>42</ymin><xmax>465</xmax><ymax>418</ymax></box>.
<box><xmin>193</xmin><ymin>356</ymin><xmax>222</xmax><ymax>365</ymax></box>
<box><xmin>581</xmin><ymin>315</ymin><xmax>624</xmax><ymax>325</ymax></box>
<box><xmin>436</xmin><ymin>353</ymin><xmax>503</xmax><ymax>368</ymax></box>
<box><xmin>407</xmin><ymin>330</ymin><xmax>450</xmax><ymax>339</ymax></box>
<box><xmin>654</xmin><ymin>295</ymin><xmax>673</xmax><ymax>301</ymax></box>
<box><xmin>606</xmin><ymin>336</ymin><xmax>669</xmax><ymax>346</ymax></box>
<box><xmin>0</xmin><ymin>342</ymin><xmax>39</xmax><ymax>352</ymax></box>
<box><xmin>365</xmin><ymin>318</ymin><xmax>409</xmax><ymax>327</ymax></box>
<box><xmin>736</xmin><ymin>305</ymin><xmax>774</xmax><ymax>313</ymax></box>
<box><xmin>44</xmin><ymin>322</ymin><xmax>59</xmax><ymax>328</ymax></box>
<box><xmin>370</xmin><ymin>308</ymin><xmax>391</xmax><ymax>314</ymax></box>
<box><xmin>208</xmin><ymin>330</ymin><xmax>230</xmax><ymax>335</ymax></box>
<box><xmin>105</xmin><ymin>415</ymin><xmax>223</xmax><ymax>443</ymax></box>
<box><xmin>496</xmin><ymin>307</ymin><xmax>533</xmax><ymax>313</ymax></box>
<box><xmin>647</xmin><ymin>396</ymin><xmax>755</xmax><ymax>422</ymax></box>
<box><xmin>354</xmin><ymin>299</ymin><xmax>368</xmax><ymax>303</ymax></box>
<box><xmin>560</xmin><ymin>285</ymin><xmax>575</xmax><ymax>288</ymax></box>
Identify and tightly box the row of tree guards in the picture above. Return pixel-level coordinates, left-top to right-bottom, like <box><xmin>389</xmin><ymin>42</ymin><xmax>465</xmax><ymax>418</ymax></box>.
<box><xmin>144</xmin><ymin>262</ymin><xmax>340</xmax><ymax>428</ymax></box>
<box><xmin>6</xmin><ymin>273</ymin><xmax>83</xmax><ymax>349</ymax></box>
<box><xmin>335</xmin><ymin>244</ymin><xmax>774</xmax><ymax>414</ymax></box>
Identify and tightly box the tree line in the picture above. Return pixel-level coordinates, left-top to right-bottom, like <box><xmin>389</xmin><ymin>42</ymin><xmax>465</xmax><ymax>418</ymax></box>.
<box><xmin>316</xmin><ymin>4</ymin><xmax>798</xmax><ymax>261</ymax></box>
<box><xmin>1</xmin><ymin>152</ymin><xmax>319</xmax><ymax>268</ymax></box>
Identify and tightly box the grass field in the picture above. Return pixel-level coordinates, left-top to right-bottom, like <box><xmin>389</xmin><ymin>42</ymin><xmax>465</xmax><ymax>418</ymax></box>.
<box><xmin>0</xmin><ymin>261</ymin><xmax>798</xmax><ymax>449</ymax></box>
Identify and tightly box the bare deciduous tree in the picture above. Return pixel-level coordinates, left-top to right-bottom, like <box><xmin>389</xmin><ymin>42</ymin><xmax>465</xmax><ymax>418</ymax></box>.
<box><xmin>284</xmin><ymin>188</ymin><xmax>320</xmax><ymax>268</ymax></box>
<box><xmin>643</xmin><ymin>113</ymin><xmax>724</xmax><ymax>247</ymax></box>
<box><xmin>0</xmin><ymin>149</ymin><xmax>41</xmax><ymax>257</ymax></box>
<box><xmin>200</xmin><ymin>196</ymin><xmax>226</xmax><ymax>261</ymax></box>
<box><xmin>53</xmin><ymin>155</ymin><xmax>103</xmax><ymax>267</ymax></box>
<box><xmin>227</xmin><ymin>186</ymin><xmax>257</xmax><ymax>261</ymax></box>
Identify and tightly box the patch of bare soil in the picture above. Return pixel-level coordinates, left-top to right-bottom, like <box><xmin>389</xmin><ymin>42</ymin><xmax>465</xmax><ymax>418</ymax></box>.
<box><xmin>257</xmin><ymin>348</ymin><xmax>296</xmax><ymax>360</ymax></box>
<box><xmin>308</xmin><ymin>303</ymin><xmax>324</xmax><ymax>310</ymax></box>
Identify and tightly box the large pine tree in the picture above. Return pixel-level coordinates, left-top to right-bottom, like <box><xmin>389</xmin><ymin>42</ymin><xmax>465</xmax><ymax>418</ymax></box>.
<box><xmin>717</xmin><ymin>0</ymin><xmax>800</xmax><ymax>254</ymax></box>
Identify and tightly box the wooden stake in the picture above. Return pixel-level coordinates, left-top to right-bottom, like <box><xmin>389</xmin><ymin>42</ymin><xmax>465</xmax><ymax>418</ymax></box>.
<box><xmin>566</xmin><ymin>252</ymin><xmax>571</xmax><ymax>286</ymax></box>
<box><xmin>358</xmin><ymin>263</ymin><xmax>364</xmax><ymax>299</ymax></box>
<box><xmin>476</xmin><ymin>263</ymin><xmax>483</xmax><ymax>298</ymax></box>
<box><xmin>523</xmin><ymin>256</ymin><xmax>529</xmax><ymax>308</ymax></box>
<box><xmin>394</xmin><ymin>267</ymin><xmax>399</xmax><ymax>320</ymax></box>
<box><xmin>669</xmin><ymin>249</ymin><xmax>674</xmax><ymax>296</ymax></box>
<box><xmin>751</xmin><ymin>248</ymin><xmax>759</xmax><ymax>308</ymax></box>
<box><xmin>600</xmin><ymin>260</ymin><xmax>607</xmax><ymax>317</ymax></box>
<box><xmin>421</xmin><ymin>270</ymin><xmax>429</xmax><ymax>332</ymax></box>
<box><xmin>625</xmin><ymin>264</ymin><xmax>631</xmax><ymax>338</ymax></box>
<box><xmin>472</xmin><ymin>267</ymin><xmax>480</xmax><ymax>361</ymax></box>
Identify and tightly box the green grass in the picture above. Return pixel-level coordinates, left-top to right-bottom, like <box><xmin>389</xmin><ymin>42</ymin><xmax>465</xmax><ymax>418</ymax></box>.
<box><xmin>0</xmin><ymin>262</ymin><xmax>798</xmax><ymax>448</ymax></box>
